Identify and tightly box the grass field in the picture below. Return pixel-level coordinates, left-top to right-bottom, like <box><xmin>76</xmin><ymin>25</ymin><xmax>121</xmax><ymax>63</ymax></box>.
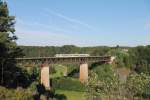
<box><xmin>56</xmin><ymin>90</ymin><xmax>85</xmax><ymax>100</ymax></box>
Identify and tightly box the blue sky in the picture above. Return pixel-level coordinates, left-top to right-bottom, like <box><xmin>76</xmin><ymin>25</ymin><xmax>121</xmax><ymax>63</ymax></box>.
<box><xmin>7</xmin><ymin>0</ymin><xmax>150</xmax><ymax>46</ymax></box>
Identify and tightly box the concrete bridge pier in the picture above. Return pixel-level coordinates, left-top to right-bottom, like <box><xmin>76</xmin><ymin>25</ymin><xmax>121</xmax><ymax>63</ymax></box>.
<box><xmin>40</xmin><ymin>63</ymin><xmax>50</xmax><ymax>89</ymax></box>
<box><xmin>79</xmin><ymin>63</ymin><xmax>88</xmax><ymax>83</ymax></box>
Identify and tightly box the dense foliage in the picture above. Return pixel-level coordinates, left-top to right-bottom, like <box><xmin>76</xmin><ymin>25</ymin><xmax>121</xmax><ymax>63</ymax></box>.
<box><xmin>19</xmin><ymin>45</ymin><xmax>111</xmax><ymax>57</ymax></box>
<box><xmin>129</xmin><ymin>46</ymin><xmax>150</xmax><ymax>75</ymax></box>
<box><xmin>108</xmin><ymin>48</ymin><xmax>132</xmax><ymax>68</ymax></box>
<box><xmin>86</xmin><ymin>65</ymin><xmax>120</xmax><ymax>100</ymax></box>
<box><xmin>126</xmin><ymin>73</ymin><xmax>150</xmax><ymax>99</ymax></box>
<box><xmin>0</xmin><ymin>86</ymin><xmax>34</xmax><ymax>100</ymax></box>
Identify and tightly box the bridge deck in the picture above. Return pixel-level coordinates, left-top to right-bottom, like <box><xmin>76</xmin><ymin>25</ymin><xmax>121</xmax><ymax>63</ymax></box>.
<box><xmin>16</xmin><ymin>56</ymin><xmax>111</xmax><ymax>64</ymax></box>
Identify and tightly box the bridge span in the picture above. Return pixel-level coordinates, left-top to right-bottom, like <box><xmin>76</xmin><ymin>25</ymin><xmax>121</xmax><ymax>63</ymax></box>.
<box><xmin>16</xmin><ymin>55</ymin><xmax>115</xmax><ymax>89</ymax></box>
<box><xmin>16</xmin><ymin>56</ymin><xmax>111</xmax><ymax>64</ymax></box>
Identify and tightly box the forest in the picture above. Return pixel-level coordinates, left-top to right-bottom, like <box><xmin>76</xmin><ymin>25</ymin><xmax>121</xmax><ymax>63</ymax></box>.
<box><xmin>0</xmin><ymin>1</ymin><xmax>150</xmax><ymax>100</ymax></box>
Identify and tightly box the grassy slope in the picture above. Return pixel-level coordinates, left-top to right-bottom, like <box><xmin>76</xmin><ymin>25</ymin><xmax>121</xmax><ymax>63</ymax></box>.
<box><xmin>50</xmin><ymin>64</ymin><xmax>67</xmax><ymax>78</ymax></box>
<box><xmin>56</xmin><ymin>90</ymin><xmax>85</xmax><ymax>100</ymax></box>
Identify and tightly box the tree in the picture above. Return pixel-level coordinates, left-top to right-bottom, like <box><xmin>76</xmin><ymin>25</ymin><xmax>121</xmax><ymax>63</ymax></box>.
<box><xmin>0</xmin><ymin>0</ymin><xmax>23</xmax><ymax>86</ymax></box>
<box><xmin>60</xmin><ymin>45</ymin><xmax>79</xmax><ymax>54</ymax></box>
<box><xmin>85</xmin><ymin>71</ymin><xmax>101</xmax><ymax>100</ymax></box>
<box><xmin>129</xmin><ymin>46</ymin><xmax>150</xmax><ymax>75</ymax></box>
<box><xmin>126</xmin><ymin>73</ymin><xmax>150</xmax><ymax>99</ymax></box>
<box><xmin>86</xmin><ymin>65</ymin><xmax>120</xmax><ymax>100</ymax></box>
<box><xmin>107</xmin><ymin>48</ymin><xmax>131</xmax><ymax>68</ymax></box>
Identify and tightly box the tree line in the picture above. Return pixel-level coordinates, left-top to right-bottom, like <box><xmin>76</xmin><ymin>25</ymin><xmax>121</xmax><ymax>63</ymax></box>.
<box><xmin>19</xmin><ymin>45</ymin><xmax>129</xmax><ymax>57</ymax></box>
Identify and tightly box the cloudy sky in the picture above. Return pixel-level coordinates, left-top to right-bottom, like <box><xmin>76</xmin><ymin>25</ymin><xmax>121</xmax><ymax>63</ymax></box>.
<box><xmin>7</xmin><ymin>0</ymin><xmax>150</xmax><ymax>46</ymax></box>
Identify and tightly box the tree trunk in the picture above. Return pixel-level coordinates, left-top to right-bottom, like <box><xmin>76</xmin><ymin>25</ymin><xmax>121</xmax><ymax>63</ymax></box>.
<box><xmin>1</xmin><ymin>59</ymin><xmax>4</xmax><ymax>85</ymax></box>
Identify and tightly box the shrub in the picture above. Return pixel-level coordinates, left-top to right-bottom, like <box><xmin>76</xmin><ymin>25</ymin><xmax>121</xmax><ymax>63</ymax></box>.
<box><xmin>126</xmin><ymin>73</ymin><xmax>150</xmax><ymax>99</ymax></box>
<box><xmin>0</xmin><ymin>86</ymin><xmax>33</xmax><ymax>100</ymax></box>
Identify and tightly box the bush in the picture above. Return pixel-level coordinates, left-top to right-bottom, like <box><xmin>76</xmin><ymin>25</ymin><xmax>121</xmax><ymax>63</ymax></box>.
<box><xmin>92</xmin><ymin>64</ymin><xmax>119</xmax><ymax>94</ymax></box>
<box><xmin>126</xmin><ymin>73</ymin><xmax>150</xmax><ymax>99</ymax></box>
<box><xmin>107</xmin><ymin>48</ymin><xmax>132</xmax><ymax>68</ymax></box>
<box><xmin>0</xmin><ymin>86</ymin><xmax>33</xmax><ymax>100</ymax></box>
<box><xmin>52</xmin><ymin>77</ymin><xmax>85</xmax><ymax>92</ymax></box>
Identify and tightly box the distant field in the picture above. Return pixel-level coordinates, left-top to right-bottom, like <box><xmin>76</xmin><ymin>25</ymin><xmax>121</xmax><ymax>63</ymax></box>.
<box><xmin>56</xmin><ymin>90</ymin><xmax>85</xmax><ymax>100</ymax></box>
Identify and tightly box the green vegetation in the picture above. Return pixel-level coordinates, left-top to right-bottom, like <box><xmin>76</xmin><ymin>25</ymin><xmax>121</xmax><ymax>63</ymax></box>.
<box><xmin>126</xmin><ymin>73</ymin><xmax>150</xmax><ymax>99</ymax></box>
<box><xmin>56</xmin><ymin>90</ymin><xmax>85</xmax><ymax>100</ymax></box>
<box><xmin>108</xmin><ymin>48</ymin><xmax>132</xmax><ymax>68</ymax></box>
<box><xmin>19</xmin><ymin>45</ymin><xmax>111</xmax><ymax>57</ymax></box>
<box><xmin>129</xmin><ymin>46</ymin><xmax>150</xmax><ymax>75</ymax></box>
<box><xmin>53</xmin><ymin>77</ymin><xmax>85</xmax><ymax>92</ymax></box>
<box><xmin>50</xmin><ymin>64</ymin><xmax>67</xmax><ymax>78</ymax></box>
<box><xmin>86</xmin><ymin>66</ymin><xmax>120</xmax><ymax>100</ymax></box>
<box><xmin>0</xmin><ymin>86</ymin><xmax>34</xmax><ymax>100</ymax></box>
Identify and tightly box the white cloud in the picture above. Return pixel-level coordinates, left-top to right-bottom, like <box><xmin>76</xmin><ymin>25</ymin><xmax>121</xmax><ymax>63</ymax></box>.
<box><xmin>16</xmin><ymin>17</ymin><xmax>72</xmax><ymax>34</ymax></box>
<box><xmin>43</xmin><ymin>8</ymin><xmax>96</xmax><ymax>31</ymax></box>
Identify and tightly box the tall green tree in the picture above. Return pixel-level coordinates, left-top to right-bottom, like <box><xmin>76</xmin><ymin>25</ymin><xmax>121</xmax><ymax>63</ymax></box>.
<box><xmin>0</xmin><ymin>0</ymin><xmax>23</xmax><ymax>86</ymax></box>
<box><xmin>129</xmin><ymin>46</ymin><xmax>150</xmax><ymax>75</ymax></box>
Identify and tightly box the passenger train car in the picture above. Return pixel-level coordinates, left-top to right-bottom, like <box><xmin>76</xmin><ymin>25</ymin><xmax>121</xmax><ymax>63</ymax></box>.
<box><xmin>55</xmin><ymin>54</ymin><xmax>90</xmax><ymax>57</ymax></box>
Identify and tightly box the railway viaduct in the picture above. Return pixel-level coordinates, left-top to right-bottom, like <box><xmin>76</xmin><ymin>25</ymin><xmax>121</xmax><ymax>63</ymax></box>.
<box><xmin>16</xmin><ymin>56</ymin><xmax>115</xmax><ymax>89</ymax></box>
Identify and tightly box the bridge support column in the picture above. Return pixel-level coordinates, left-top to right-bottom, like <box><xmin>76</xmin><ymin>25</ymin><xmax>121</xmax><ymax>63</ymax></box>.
<box><xmin>79</xmin><ymin>63</ymin><xmax>88</xmax><ymax>83</ymax></box>
<box><xmin>41</xmin><ymin>63</ymin><xmax>50</xmax><ymax>89</ymax></box>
